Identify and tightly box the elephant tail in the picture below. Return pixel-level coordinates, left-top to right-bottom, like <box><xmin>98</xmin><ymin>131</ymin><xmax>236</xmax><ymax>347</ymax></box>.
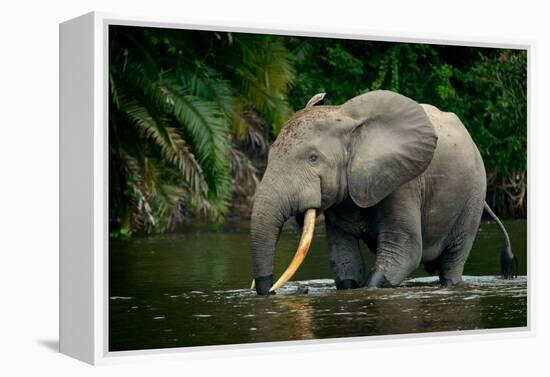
<box><xmin>484</xmin><ymin>202</ymin><xmax>518</xmax><ymax>279</ymax></box>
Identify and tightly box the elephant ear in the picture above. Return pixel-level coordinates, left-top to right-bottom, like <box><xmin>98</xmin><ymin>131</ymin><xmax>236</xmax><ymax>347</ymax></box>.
<box><xmin>342</xmin><ymin>90</ymin><xmax>438</xmax><ymax>208</ymax></box>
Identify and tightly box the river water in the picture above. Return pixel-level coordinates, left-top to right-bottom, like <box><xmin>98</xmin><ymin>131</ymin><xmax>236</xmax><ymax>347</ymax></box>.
<box><xmin>109</xmin><ymin>220</ymin><xmax>527</xmax><ymax>351</ymax></box>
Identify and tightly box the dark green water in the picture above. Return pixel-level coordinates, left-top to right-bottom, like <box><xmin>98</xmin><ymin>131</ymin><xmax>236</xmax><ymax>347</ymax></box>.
<box><xmin>109</xmin><ymin>220</ymin><xmax>527</xmax><ymax>352</ymax></box>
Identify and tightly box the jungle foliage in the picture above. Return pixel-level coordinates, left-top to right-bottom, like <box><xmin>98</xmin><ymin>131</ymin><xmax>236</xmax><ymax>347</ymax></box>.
<box><xmin>109</xmin><ymin>26</ymin><xmax>527</xmax><ymax>238</ymax></box>
<box><xmin>286</xmin><ymin>39</ymin><xmax>527</xmax><ymax>218</ymax></box>
<box><xmin>109</xmin><ymin>26</ymin><xmax>294</xmax><ymax>237</ymax></box>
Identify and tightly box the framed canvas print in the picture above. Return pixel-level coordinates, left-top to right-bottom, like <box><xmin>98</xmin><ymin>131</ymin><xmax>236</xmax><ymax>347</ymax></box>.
<box><xmin>59</xmin><ymin>11</ymin><xmax>531</xmax><ymax>365</ymax></box>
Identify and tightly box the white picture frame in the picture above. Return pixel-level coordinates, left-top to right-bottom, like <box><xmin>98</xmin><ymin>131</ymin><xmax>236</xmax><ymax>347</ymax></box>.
<box><xmin>59</xmin><ymin>11</ymin><xmax>533</xmax><ymax>365</ymax></box>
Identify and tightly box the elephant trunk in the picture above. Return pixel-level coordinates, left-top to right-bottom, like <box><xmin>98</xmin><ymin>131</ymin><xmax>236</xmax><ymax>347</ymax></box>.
<box><xmin>250</xmin><ymin>184</ymin><xmax>287</xmax><ymax>295</ymax></box>
<box><xmin>250</xmin><ymin>177</ymin><xmax>318</xmax><ymax>295</ymax></box>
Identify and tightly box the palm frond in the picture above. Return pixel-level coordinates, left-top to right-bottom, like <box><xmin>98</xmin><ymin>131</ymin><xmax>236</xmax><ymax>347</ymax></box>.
<box><xmin>158</xmin><ymin>72</ymin><xmax>232</xmax><ymax>202</ymax></box>
<box><xmin>116</xmin><ymin>85</ymin><xmax>209</xmax><ymax>196</ymax></box>
<box><xmin>229</xmin><ymin>35</ymin><xmax>295</xmax><ymax>132</ymax></box>
<box><xmin>229</xmin><ymin>148</ymin><xmax>260</xmax><ymax>218</ymax></box>
<box><xmin>150</xmin><ymin>183</ymin><xmax>187</xmax><ymax>232</ymax></box>
<box><xmin>177</xmin><ymin>65</ymin><xmax>236</xmax><ymax>121</ymax></box>
<box><xmin>120</xmin><ymin>152</ymin><xmax>156</xmax><ymax>232</ymax></box>
<box><xmin>109</xmin><ymin>27</ymin><xmax>296</xmax><ymax>236</ymax></box>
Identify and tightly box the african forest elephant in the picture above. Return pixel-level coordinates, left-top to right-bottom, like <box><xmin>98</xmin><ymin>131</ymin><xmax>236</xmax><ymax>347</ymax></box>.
<box><xmin>250</xmin><ymin>90</ymin><xmax>518</xmax><ymax>295</ymax></box>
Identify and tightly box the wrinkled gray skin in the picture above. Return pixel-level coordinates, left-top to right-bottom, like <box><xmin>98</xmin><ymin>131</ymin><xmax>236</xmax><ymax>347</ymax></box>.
<box><xmin>250</xmin><ymin>90</ymin><xmax>516</xmax><ymax>295</ymax></box>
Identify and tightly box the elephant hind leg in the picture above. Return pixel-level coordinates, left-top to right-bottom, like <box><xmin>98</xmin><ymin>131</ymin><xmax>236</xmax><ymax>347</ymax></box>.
<box><xmin>437</xmin><ymin>235</ymin><xmax>476</xmax><ymax>286</ymax></box>
<box><xmin>437</xmin><ymin>194</ymin><xmax>484</xmax><ymax>286</ymax></box>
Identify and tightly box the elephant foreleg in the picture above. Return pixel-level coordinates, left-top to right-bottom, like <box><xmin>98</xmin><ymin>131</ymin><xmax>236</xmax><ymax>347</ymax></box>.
<box><xmin>326</xmin><ymin>221</ymin><xmax>366</xmax><ymax>289</ymax></box>
<box><xmin>366</xmin><ymin>184</ymin><xmax>424</xmax><ymax>288</ymax></box>
<box><xmin>367</xmin><ymin>228</ymin><xmax>423</xmax><ymax>287</ymax></box>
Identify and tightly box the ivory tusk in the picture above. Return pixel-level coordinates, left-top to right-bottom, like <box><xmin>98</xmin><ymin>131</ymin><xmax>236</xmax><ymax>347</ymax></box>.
<box><xmin>269</xmin><ymin>209</ymin><xmax>316</xmax><ymax>292</ymax></box>
<box><xmin>250</xmin><ymin>279</ymin><xmax>255</xmax><ymax>289</ymax></box>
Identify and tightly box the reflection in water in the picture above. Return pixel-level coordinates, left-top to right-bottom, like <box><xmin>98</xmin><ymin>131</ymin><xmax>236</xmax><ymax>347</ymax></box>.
<box><xmin>248</xmin><ymin>295</ymin><xmax>316</xmax><ymax>341</ymax></box>
<box><xmin>109</xmin><ymin>220</ymin><xmax>527</xmax><ymax>351</ymax></box>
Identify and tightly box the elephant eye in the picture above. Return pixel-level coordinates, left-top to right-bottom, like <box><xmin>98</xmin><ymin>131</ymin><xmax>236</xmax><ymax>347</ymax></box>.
<box><xmin>308</xmin><ymin>153</ymin><xmax>319</xmax><ymax>163</ymax></box>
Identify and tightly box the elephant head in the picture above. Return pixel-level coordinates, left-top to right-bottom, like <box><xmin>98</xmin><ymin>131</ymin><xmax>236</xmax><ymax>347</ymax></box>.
<box><xmin>250</xmin><ymin>90</ymin><xmax>438</xmax><ymax>295</ymax></box>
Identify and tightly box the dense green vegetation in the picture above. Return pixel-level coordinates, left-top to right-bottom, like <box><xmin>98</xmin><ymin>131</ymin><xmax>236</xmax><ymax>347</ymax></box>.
<box><xmin>286</xmin><ymin>39</ymin><xmax>527</xmax><ymax>218</ymax></box>
<box><xmin>109</xmin><ymin>26</ymin><xmax>527</xmax><ymax>238</ymax></box>
<box><xmin>109</xmin><ymin>26</ymin><xmax>294</xmax><ymax>237</ymax></box>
